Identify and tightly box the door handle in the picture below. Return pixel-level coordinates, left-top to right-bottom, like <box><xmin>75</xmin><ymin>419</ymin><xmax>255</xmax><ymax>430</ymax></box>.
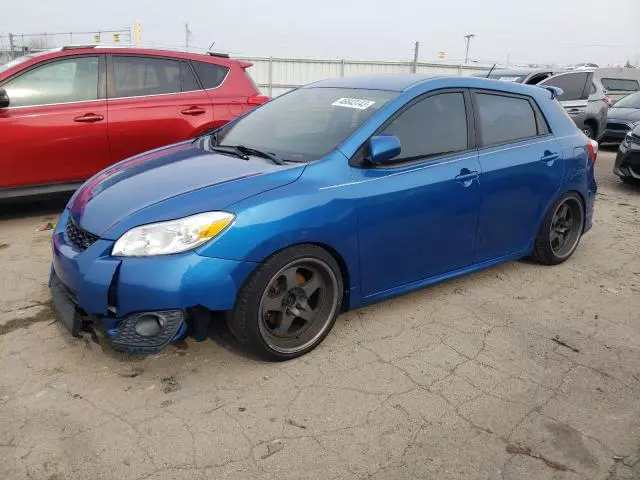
<box><xmin>180</xmin><ymin>106</ymin><xmax>206</xmax><ymax>116</ymax></box>
<box><xmin>540</xmin><ymin>151</ymin><xmax>560</xmax><ymax>165</ymax></box>
<box><xmin>455</xmin><ymin>170</ymin><xmax>479</xmax><ymax>186</ymax></box>
<box><xmin>73</xmin><ymin>113</ymin><xmax>104</xmax><ymax>123</ymax></box>
<box><xmin>455</xmin><ymin>170</ymin><xmax>479</xmax><ymax>182</ymax></box>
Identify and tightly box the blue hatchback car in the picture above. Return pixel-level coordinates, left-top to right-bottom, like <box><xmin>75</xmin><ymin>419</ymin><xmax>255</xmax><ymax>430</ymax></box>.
<box><xmin>50</xmin><ymin>74</ymin><xmax>598</xmax><ymax>360</ymax></box>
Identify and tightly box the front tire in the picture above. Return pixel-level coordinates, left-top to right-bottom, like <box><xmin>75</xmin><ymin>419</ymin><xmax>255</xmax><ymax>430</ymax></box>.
<box><xmin>533</xmin><ymin>193</ymin><xmax>585</xmax><ymax>265</ymax></box>
<box><xmin>228</xmin><ymin>245</ymin><xmax>343</xmax><ymax>361</ymax></box>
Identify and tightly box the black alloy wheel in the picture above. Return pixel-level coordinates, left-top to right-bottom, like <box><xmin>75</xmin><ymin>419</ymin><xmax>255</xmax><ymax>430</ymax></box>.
<box><xmin>228</xmin><ymin>245</ymin><xmax>343</xmax><ymax>360</ymax></box>
<box><xmin>533</xmin><ymin>193</ymin><xmax>585</xmax><ymax>265</ymax></box>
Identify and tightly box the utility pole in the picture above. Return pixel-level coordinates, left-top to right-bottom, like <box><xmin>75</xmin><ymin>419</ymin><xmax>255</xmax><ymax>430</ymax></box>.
<box><xmin>8</xmin><ymin>33</ymin><xmax>15</xmax><ymax>59</ymax></box>
<box><xmin>464</xmin><ymin>34</ymin><xmax>475</xmax><ymax>64</ymax></box>
<box><xmin>185</xmin><ymin>23</ymin><xmax>192</xmax><ymax>51</ymax></box>
<box><xmin>411</xmin><ymin>41</ymin><xmax>420</xmax><ymax>73</ymax></box>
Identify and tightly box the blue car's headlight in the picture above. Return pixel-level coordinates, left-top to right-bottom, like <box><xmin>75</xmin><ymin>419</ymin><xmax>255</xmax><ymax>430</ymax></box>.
<box><xmin>112</xmin><ymin>211</ymin><xmax>235</xmax><ymax>257</ymax></box>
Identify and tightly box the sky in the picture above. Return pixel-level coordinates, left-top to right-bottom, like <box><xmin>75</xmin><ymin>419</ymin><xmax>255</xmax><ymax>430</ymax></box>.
<box><xmin>2</xmin><ymin>0</ymin><xmax>639</xmax><ymax>67</ymax></box>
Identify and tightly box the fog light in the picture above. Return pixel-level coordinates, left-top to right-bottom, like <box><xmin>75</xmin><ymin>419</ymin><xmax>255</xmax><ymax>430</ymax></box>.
<box><xmin>134</xmin><ymin>313</ymin><xmax>165</xmax><ymax>337</ymax></box>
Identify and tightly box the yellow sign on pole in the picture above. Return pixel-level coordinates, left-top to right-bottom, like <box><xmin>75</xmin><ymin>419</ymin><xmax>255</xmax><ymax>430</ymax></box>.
<box><xmin>94</xmin><ymin>34</ymin><xmax>101</xmax><ymax>43</ymax></box>
<box><xmin>438</xmin><ymin>51</ymin><xmax>446</xmax><ymax>60</ymax></box>
<box><xmin>113</xmin><ymin>33</ymin><xmax>120</xmax><ymax>43</ymax></box>
<box><xmin>134</xmin><ymin>21</ymin><xmax>141</xmax><ymax>47</ymax></box>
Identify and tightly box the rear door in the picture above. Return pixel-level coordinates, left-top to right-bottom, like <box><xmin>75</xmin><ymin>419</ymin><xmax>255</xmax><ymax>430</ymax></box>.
<box><xmin>106</xmin><ymin>55</ymin><xmax>214</xmax><ymax>162</ymax></box>
<box><xmin>472</xmin><ymin>91</ymin><xmax>563</xmax><ymax>262</ymax></box>
<box><xmin>0</xmin><ymin>54</ymin><xmax>110</xmax><ymax>189</ymax></box>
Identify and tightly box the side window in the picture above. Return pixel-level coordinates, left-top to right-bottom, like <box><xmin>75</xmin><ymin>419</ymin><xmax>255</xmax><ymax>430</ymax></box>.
<box><xmin>380</xmin><ymin>92</ymin><xmax>467</xmax><ymax>161</ymax></box>
<box><xmin>180</xmin><ymin>61</ymin><xmax>200</xmax><ymax>92</ymax></box>
<box><xmin>475</xmin><ymin>93</ymin><xmax>538</xmax><ymax>146</ymax></box>
<box><xmin>191</xmin><ymin>61</ymin><xmax>229</xmax><ymax>89</ymax></box>
<box><xmin>601</xmin><ymin>78</ymin><xmax>639</xmax><ymax>93</ymax></box>
<box><xmin>112</xmin><ymin>56</ymin><xmax>181</xmax><ymax>98</ymax></box>
<box><xmin>542</xmin><ymin>73</ymin><xmax>589</xmax><ymax>101</ymax></box>
<box><xmin>2</xmin><ymin>56</ymin><xmax>99</xmax><ymax>107</ymax></box>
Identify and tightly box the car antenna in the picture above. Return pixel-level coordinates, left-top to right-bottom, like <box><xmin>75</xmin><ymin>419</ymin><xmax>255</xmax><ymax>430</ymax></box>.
<box><xmin>208</xmin><ymin>41</ymin><xmax>216</xmax><ymax>51</ymax></box>
<box><xmin>486</xmin><ymin>63</ymin><xmax>497</xmax><ymax>78</ymax></box>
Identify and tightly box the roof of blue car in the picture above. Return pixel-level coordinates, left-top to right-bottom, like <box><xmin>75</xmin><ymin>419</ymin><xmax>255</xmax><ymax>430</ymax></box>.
<box><xmin>306</xmin><ymin>74</ymin><xmax>446</xmax><ymax>92</ymax></box>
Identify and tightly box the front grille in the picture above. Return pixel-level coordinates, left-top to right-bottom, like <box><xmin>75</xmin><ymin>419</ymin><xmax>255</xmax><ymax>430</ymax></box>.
<box><xmin>607</xmin><ymin>120</ymin><xmax>632</xmax><ymax>132</ymax></box>
<box><xmin>65</xmin><ymin>217</ymin><xmax>99</xmax><ymax>251</ymax></box>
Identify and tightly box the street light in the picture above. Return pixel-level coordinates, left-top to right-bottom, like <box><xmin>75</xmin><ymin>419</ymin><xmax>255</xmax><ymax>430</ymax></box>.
<box><xmin>464</xmin><ymin>34</ymin><xmax>475</xmax><ymax>64</ymax></box>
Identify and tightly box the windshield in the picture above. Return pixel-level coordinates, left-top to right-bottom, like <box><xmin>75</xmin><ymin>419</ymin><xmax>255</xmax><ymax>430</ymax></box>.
<box><xmin>613</xmin><ymin>92</ymin><xmax>640</xmax><ymax>109</ymax></box>
<box><xmin>0</xmin><ymin>55</ymin><xmax>34</xmax><ymax>74</ymax></box>
<box><xmin>216</xmin><ymin>87</ymin><xmax>398</xmax><ymax>162</ymax></box>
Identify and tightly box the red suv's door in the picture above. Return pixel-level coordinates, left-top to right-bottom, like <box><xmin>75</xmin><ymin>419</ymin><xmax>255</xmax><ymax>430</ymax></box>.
<box><xmin>0</xmin><ymin>55</ymin><xmax>111</xmax><ymax>189</ymax></box>
<box><xmin>106</xmin><ymin>55</ymin><xmax>214</xmax><ymax>161</ymax></box>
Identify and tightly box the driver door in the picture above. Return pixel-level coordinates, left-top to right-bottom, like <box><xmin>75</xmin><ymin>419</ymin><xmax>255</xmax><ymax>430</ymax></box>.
<box><xmin>351</xmin><ymin>90</ymin><xmax>482</xmax><ymax>299</ymax></box>
<box><xmin>0</xmin><ymin>55</ymin><xmax>110</xmax><ymax>189</ymax></box>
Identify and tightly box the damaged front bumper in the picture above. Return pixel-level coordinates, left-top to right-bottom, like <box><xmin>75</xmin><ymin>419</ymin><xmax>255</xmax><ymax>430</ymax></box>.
<box><xmin>50</xmin><ymin>209</ymin><xmax>257</xmax><ymax>354</ymax></box>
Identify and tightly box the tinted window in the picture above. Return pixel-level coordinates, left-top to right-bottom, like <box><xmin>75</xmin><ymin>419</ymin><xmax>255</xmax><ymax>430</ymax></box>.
<box><xmin>112</xmin><ymin>56</ymin><xmax>181</xmax><ymax>98</ymax></box>
<box><xmin>541</xmin><ymin>73</ymin><xmax>589</xmax><ymax>101</ymax></box>
<box><xmin>380</xmin><ymin>93</ymin><xmax>467</xmax><ymax>160</ymax></box>
<box><xmin>216</xmin><ymin>87</ymin><xmax>397</xmax><ymax>162</ymax></box>
<box><xmin>191</xmin><ymin>61</ymin><xmax>229</xmax><ymax>89</ymax></box>
<box><xmin>601</xmin><ymin>78</ymin><xmax>639</xmax><ymax>92</ymax></box>
<box><xmin>476</xmin><ymin>93</ymin><xmax>538</xmax><ymax>146</ymax></box>
<box><xmin>180</xmin><ymin>61</ymin><xmax>200</xmax><ymax>92</ymax></box>
<box><xmin>2</xmin><ymin>56</ymin><xmax>99</xmax><ymax>107</ymax></box>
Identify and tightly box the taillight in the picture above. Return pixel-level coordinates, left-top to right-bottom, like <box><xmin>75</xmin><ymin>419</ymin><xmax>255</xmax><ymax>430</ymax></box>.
<box><xmin>587</xmin><ymin>139</ymin><xmax>598</xmax><ymax>164</ymax></box>
<box><xmin>604</xmin><ymin>96</ymin><xmax>614</xmax><ymax>108</ymax></box>
<box><xmin>248</xmin><ymin>94</ymin><xmax>270</xmax><ymax>105</ymax></box>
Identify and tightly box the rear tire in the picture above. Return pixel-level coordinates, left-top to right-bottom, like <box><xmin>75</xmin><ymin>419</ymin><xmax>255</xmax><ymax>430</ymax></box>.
<box><xmin>533</xmin><ymin>193</ymin><xmax>585</xmax><ymax>265</ymax></box>
<box><xmin>228</xmin><ymin>244</ymin><xmax>343</xmax><ymax>361</ymax></box>
<box><xmin>582</xmin><ymin>124</ymin><xmax>595</xmax><ymax>139</ymax></box>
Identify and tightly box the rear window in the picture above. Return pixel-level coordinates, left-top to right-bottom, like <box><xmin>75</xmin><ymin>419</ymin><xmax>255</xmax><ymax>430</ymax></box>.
<box><xmin>601</xmin><ymin>78</ymin><xmax>639</xmax><ymax>93</ymax></box>
<box><xmin>541</xmin><ymin>73</ymin><xmax>589</xmax><ymax>101</ymax></box>
<box><xmin>475</xmin><ymin>93</ymin><xmax>538</xmax><ymax>146</ymax></box>
<box><xmin>191</xmin><ymin>61</ymin><xmax>229</xmax><ymax>89</ymax></box>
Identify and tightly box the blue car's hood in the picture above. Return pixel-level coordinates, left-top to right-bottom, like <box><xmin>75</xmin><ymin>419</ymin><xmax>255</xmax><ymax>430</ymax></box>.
<box><xmin>608</xmin><ymin>107</ymin><xmax>640</xmax><ymax>122</ymax></box>
<box><xmin>69</xmin><ymin>142</ymin><xmax>304</xmax><ymax>239</ymax></box>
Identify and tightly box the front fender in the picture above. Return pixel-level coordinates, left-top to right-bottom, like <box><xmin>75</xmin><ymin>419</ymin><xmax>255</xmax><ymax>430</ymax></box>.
<box><xmin>197</xmin><ymin>152</ymin><xmax>361</xmax><ymax>305</ymax></box>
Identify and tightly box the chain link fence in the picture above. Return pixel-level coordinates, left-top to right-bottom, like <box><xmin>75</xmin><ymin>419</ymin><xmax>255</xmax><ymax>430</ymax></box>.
<box><xmin>0</xmin><ymin>29</ymin><xmax>132</xmax><ymax>64</ymax></box>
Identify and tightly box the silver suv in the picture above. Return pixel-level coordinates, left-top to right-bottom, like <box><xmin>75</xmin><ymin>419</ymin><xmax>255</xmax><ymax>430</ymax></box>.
<box><xmin>539</xmin><ymin>71</ymin><xmax>608</xmax><ymax>140</ymax></box>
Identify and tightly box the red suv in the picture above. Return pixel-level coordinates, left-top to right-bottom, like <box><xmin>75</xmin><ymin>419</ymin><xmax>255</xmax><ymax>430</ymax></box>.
<box><xmin>0</xmin><ymin>46</ymin><xmax>268</xmax><ymax>198</ymax></box>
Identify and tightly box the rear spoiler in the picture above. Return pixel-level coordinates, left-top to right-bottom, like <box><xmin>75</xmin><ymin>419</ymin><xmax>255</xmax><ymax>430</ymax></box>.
<box><xmin>238</xmin><ymin>60</ymin><xmax>253</xmax><ymax>70</ymax></box>
<box><xmin>538</xmin><ymin>85</ymin><xmax>563</xmax><ymax>100</ymax></box>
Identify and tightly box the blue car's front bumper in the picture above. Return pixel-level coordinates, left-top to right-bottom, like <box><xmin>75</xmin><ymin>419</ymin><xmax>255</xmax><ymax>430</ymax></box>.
<box><xmin>50</xmin><ymin>210</ymin><xmax>257</xmax><ymax>353</ymax></box>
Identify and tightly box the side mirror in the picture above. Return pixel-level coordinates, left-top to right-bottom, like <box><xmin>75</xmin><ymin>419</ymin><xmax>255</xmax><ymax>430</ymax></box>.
<box><xmin>369</xmin><ymin>135</ymin><xmax>401</xmax><ymax>165</ymax></box>
<box><xmin>0</xmin><ymin>88</ymin><xmax>9</xmax><ymax>108</ymax></box>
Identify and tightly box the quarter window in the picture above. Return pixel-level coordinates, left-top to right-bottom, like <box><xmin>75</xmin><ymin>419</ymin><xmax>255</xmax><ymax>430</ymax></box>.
<box><xmin>380</xmin><ymin>92</ymin><xmax>468</xmax><ymax>161</ymax></box>
<box><xmin>191</xmin><ymin>61</ymin><xmax>229</xmax><ymax>89</ymax></box>
<box><xmin>112</xmin><ymin>56</ymin><xmax>181</xmax><ymax>98</ymax></box>
<box><xmin>475</xmin><ymin>93</ymin><xmax>538</xmax><ymax>146</ymax></box>
<box><xmin>2</xmin><ymin>56</ymin><xmax>99</xmax><ymax>107</ymax></box>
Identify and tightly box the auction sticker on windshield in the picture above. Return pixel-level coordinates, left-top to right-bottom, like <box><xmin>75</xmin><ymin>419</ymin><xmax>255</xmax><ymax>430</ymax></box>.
<box><xmin>332</xmin><ymin>98</ymin><xmax>376</xmax><ymax>110</ymax></box>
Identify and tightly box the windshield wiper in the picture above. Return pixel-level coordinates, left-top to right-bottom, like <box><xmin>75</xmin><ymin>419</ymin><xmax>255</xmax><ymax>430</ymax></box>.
<box><xmin>227</xmin><ymin>145</ymin><xmax>286</xmax><ymax>165</ymax></box>
<box><xmin>209</xmin><ymin>145</ymin><xmax>249</xmax><ymax>160</ymax></box>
